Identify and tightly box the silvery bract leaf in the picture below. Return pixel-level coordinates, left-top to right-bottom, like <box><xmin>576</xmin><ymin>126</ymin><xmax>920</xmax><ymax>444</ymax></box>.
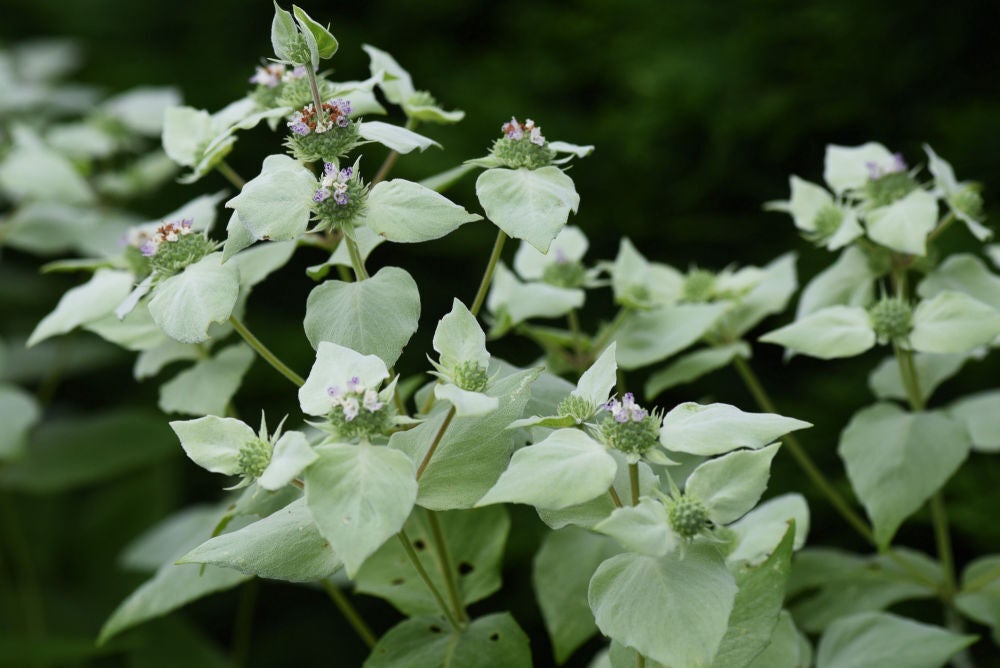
<box><xmin>548</xmin><ymin>141</ymin><xmax>595</xmax><ymax>159</ymax></box>
<box><xmin>588</xmin><ymin>545</ymin><xmax>737</xmax><ymax>667</ymax></box>
<box><xmin>815</xmin><ymin>611</ymin><xmax>975</xmax><ymax>668</ymax></box>
<box><xmin>362</xmin><ymin>44</ymin><xmax>415</xmax><ymax>105</ymax></box>
<box><xmin>0</xmin><ymin>143</ymin><xmax>95</xmax><ymax>205</ymax></box>
<box><xmin>592</xmin><ymin>497</ymin><xmax>675</xmax><ymax>557</ymax></box>
<box><xmin>476</xmin><ymin>429</ymin><xmax>617</xmax><ymax>510</ymax></box>
<box><xmin>303</xmin><ymin>266</ymin><xmax>420</xmax><ymax>369</ymax></box>
<box><xmin>366</xmin><ymin>613</ymin><xmax>531</xmax><ymax>668</ymax></box>
<box><xmin>292</xmin><ymin>5</ymin><xmax>337</xmax><ymax>60</ymax></box>
<box><xmin>298</xmin><ymin>341</ymin><xmax>390</xmax><ymax>417</ymax></box>
<box><xmin>358</xmin><ymin>121</ymin><xmax>440</xmax><ymax>154</ymax></box>
<box><xmin>222</xmin><ymin>211</ymin><xmax>254</xmax><ymax>261</ymax></box>
<box><xmin>225</xmin><ymin>154</ymin><xmax>315</xmax><ymax>242</ymax></box>
<box><xmin>177</xmin><ymin>497</ymin><xmax>340</xmax><ymax>583</ymax></box>
<box><xmin>28</xmin><ymin>269</ymin><xmax>134</xmax><ymax>346</ymax></box>
<box><xmin>227</xmin><ymin>240</ymin><xmax>297</xmax><ymax>290</ymax></box>
<box><xmin>955</xmin><ymin>556</ymin><xmax>1000</xmax><ymax>640</ymax></box>
<box><xmin>783</xmin><ymin>176</ymin><xmax>833</xmax><ymax>232</ymax></box>
<box><xmin>760</xmin><ymin>305</ymin><xmax>875</xmax><ymax>359</ymax></box>
<box><xmin>434</xmin><ymin>383</ymin><xmax>498</xmax><ymax>417</ymax></box>
<box><xmin>148</xmin><ymin>254</ymin><xmax>240</xmax><ymax>344</ymax></box>
<box><xmin>258</xmin><ymin>431</ymin><xmax>317</xmax><ymax>490</ymax></box>
<box><xmin>433</xmin><ymin>299</ymin><xmax>489</xmax><ymax>370</ymax></box>
<box><xmin>917</xmin><ymin>253</ymin><xmax>1000</xmax><ymax>312</ymax></box>
<box><xmin>162</xmin><ymin>106</ymin><xmax>214</xmax><ymax>167</ymax></box>
<box><xmin>573</xmin><ymin>342</ymin><xmax>618</xmax><ymax>409</ymax></box>
<box><xmin>513</xmin><ymin>225</ymin><xmax>589</xmax><ymax>280</ymax></box>
<box><xmin>364</xmin><ymin>179</ymin><xmax>480</xmax><ymax>243</ymax></box>
<box><xmin>170</xmin><ymin>415</ymin><xmax>255</xmax><ymax>476</ymax></box>
<box><xmin>614</xmin><ymin>303</ymin><xmax>729</xmax><ymax>369</ymax></box>
<box><xmin>838</xmin><ymin>403</ymin><xmax>970</xmax><ymax>548</ymax></box>
<box><xmin>685</xmin><ymin>443</ymin><xmax>780</xmax><ymax>525</ymax></box>
<box><xmin>910</xmin><ymin>290</ymin><xmax>1000</xmax><ymax>354</ymax></box>
<box><xmin>158</xmin><ymin>344</ymin><xmax>254</xmax><ymax>417</ymax></box>
<box><xmin>947</xmin><ymin>391</ymin><xmax>1000</xmax><ymax>453</ymax></box>
<box><xmin>645</xmin><ymin>342</ymin><xmax>750</xmax><ymax>399</ymax></box>
<box><xmin>487</xmin><ymin>262</ymin><xmax>584</xmax><ymax>327</ymax></box>
<box><xmin>823</xmin><ymin>142</ymin><xmax>894</xmax><ymax>194</ymax></box>
<box><xmin>865</xmin><ymin>189</ymin><xmax>938</xmax><ymax>256</ymax></box>
<box><xmin>270</xmin><ymin>2</ymin><xmax>299</xmax><ymax>63</ymax></box>
<box><xmin>609</xmin><ymin>238</ymin><xmax>684</xmax><ymax>308</ymax></box>
<box><xmin>402</xmin><ymin>98</ymin><xmax>465</xmax><ymax>124</ymax></box>
<box><xmin>726</xmin><ymin>493</ymin><xmax>809</xmax><ymax>565</ymax></box>
<box><xmin>660</xmin><ymin>402</ymin><xmax>810</xmax><ymax>457</ymax></box>
<box><xmin>797</xmin><ymin>246</ymin><xmax>877</xmax><ymax>319</ymax></box>
<box><xmin>868</xmin><ymin>352</ymin><xmax>971</xmax><ymax>404</ymax></box>
<box><xmin>134</xmin><ymin>339</ymin><xmax>201</xmax><ymax>380</ymax></box>
<box><xmin>719</xmin><ymin>252</ymin><xmax>798</xmax><ymax>339</ymax></box>
<box><xmin>924</xmin><ymin>144</ymin><xmax>959</xmax><ymax>195</ymax></box>
<box><xmin>305</xmin><ymin>442</ymin><xmax>417</xmax><ymax>577</ymax></box>
<box><xmin>88</xmin><ymin>298</ymin><xmax>168</xmax><ymax>351</ymax></box>
<box><xmin>477</xmin><ymin>166</ymin><xmax>580</xmax><ymax>253</ymax></box>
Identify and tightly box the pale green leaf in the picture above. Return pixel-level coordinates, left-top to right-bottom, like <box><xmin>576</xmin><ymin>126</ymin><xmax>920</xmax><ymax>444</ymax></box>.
<box><xmin>364</xmin><ymin>613</ymin><xmax>531</xmax><ymax>668</ymax></box>
<box><xmin>719</xmin><ymin>252</ymin><xmax>799</xmax><ymax>338</ymax></box>
<box><xmin>0</xmin><ymin>384</ymin><xmax>40</xmax><ymax>461</ymax></box>
<box><xmin>178</xmin><ymin>498</ymin><xmax>339</xmax><ymax>582</ymax></box>
<box><xmin>358</xmin><ymin>121</ymin><xmax>440</xmax><ymax>154</ymax></box>
<box><xmin>608</xmin><ymin>238</ymin><xmax>684</xmax><ymax>309</ymax></box>
<box><xmin>433</xmin><ymin>299</ymin><xmax>489</xmax><ymax>371</ymax></box>
<box><xmin>760</xmin><ymin>305</ymin><xmax>875</xmax><ymax>359</ymax></box>
<box><xmin>362</xmin><ymin>44</ymin><xmax>415</xmax><ymax>105</ymax></box>
<box><xmin>292</xmin><ymin>5</ymin><xmax>337</xmax><ymax>59</ymax></box>
<box><xmin>910</xmin><ymin>290</ymin><xmax>1000</xmax><ymax>354</ymax></box>
<box><xmin>745</xmin><ymin>611</ymin><xmax>812</xmax><ymax>668</ymax></box>
<box><xmin>534</xmin><ymin>528</ymin><xmax>620</xmax><ymax>665</ymax></box>
<box><xmin>487</xmin><ymin>263</ymin><xmax>584</xmax><ymax>330</ymax></box>
<box><xmin>727</xmin><ymin>494</ymin><xmax>809</xmax><ymax>566</ymax></box>
<box><xmin>434</xmin><ymin>384</ymin><xmax>498</xmax><ymax>417</ymax></box>
<box><xmin>159</xmin><ymin>344</ymin><xmax>254</xmax><ymax>417</ymax></box>
<box><xmin>592</xmin><ymin>498</ymin><xmax>674</xmax><ymax>557</ymax></box>
<box><xmin>402</xmin><ymin>96</ymin><xmax>465</xmax><ymax>124</ymax></box>
<box><xmin>28</xmin><ymin>269</ymin><xmax>134</xmax><ymax>346</ymax></box>
<box><xmin>712</xmin><ymin>524</ymin><xmax>795</xmax><ymax>668</ymax></box>
<box><xmin>225</xmin><ymin>154</ymin><xmax>316</xmax><ymax>242</ymax></box>
<box><xmin>573</xmin><ymin>342</ymin><xmax>618</xmax><ymax>409</ymax></box>
<box><xmin>419</xmin><ymin>163</ymin><xmax>477</xmax><ymax>193</ymax></box>
<box><xmin>0</xmin><ymin>143</ymin><xmax>94</xmax><ymax>204</ymax></box>
<box><xmin>162</xmin><ymin>106</ymin><xmax>213</xmax><ymax>167</ymax></box>
<box><xmin>303</xmin><ymin>266</ymin><xmax>420</xmax><ymax>369</ymax></box>
<box><xmin>588</xmin><ymin>545</ymin><xmax>737</xmax><ymax>667</ymax></box>
<box><xmin>948</xmin><ymin>391</ymin><xmax>1000</xmax><ymax>453</ymax></box>
<box><xmin>613</xmin><ymin>302</ymin><xmax>729</xmax><ymax>369</ymax></box>
<box><xmin>86</xmin><ymin>299</ymin><xmax>168</xmax><ymax>351</ymax></box>
<box><xmin>355</xmin><ymin>506</ymin><xmax>509</xmax><ymax>616</ymax></box>
<box><xmin>823</xmin><ymin>142</ymin><xmax>894</xmax><ymax>194</ymax></box>
<box><xmin>170</xmin><ymin>415</ymin><xmax>254</xmax><ymax>477</ymax></box>
<box><xmin>815</xmin><ymin>611</ymin><xmax>975</xmax><ymax>668</ymax></box>
<box><xmin>955</xmin><ymin>556</ymin><xmax>1000</xmax><ymax>643</ymax></box>
<box><xmin>305</xmin><ymin>443</ymin><xmax>417</xmax><ymax>576</ymax></box>
<box><xmin>476</xmin><ymin>167</ymin><xmax>580</xmax><ymax>253</ymax></box>
<box><xmin>513</xmin><ymin>225</ymin><xmax>589</xmax><ymax>281</ymax></box>
<box><xmin>838</xmin><ymin>403</ymin><xmax>970</xmax><ymax>548</ymax></box>
<box><xmin>270</xmin><ymin>2</ymin><xmax>299</xmax><ymax>62</ymax></box>
<box><xmin>868</xmin><ymin>352</ymin><xmax>971</xmax><ymax>404</ymax></box>
<box><xmin>148</xmin><ymin>254</ymin><xmax>240</xmax><ymax>344</ymax></box>
<box><xmin>476</xmin><ymin>429</ymin><xmax>618</xmax><ymax>510</ymax></box>
<box><xmin>365</xmin><ymin>179</ymin><xmax>481</xmax><ymax>243</ymax></box>
<box><xmin>660</xmin><ymin>402</ymin><xmax>810</xmax><ymax>457</ymax></box>
<box><xmin>390</xmin><ymin>369</ymin><xmax>538</xmax><ymax>510</ymax></box>
<box><xmin>257</xmin><ymin>431</ymin><xmax>316</xmax><ymax>491</ymax></box>
<box><xmin>102</xmin><ymin>86</ymin><xmax>181</xmax><ymax>136</ymax></box>
<box><xmin>298</xmin><ymin>341</ymin><xmax>389</xmax><ymax>417</ymax></box>
<box><xmin>796</xmin><ymin>246</ymin><xmax>877</xmax><ymax>319</ymax></box>
<box><xmin>782</xmin><ymin>176</ymin><xmax>834</xmax><ymax>232</ymax></box>
<box><xmin>865</xmin><ymin>189</ymin><xmax>938</xmax><ymax>256</ymax></box>
<box><xmin>645</xmin><ymin>342</ymin><xmax>750</xmax><ymax>398</ymax></box>
<box><xmin>134</xmin><ymin>339</ymin><xmax>201</xmax><ymax>380</ymax></box>
<box><xmin>686</xmin><ymin>444</ymin><xmax>780</xmax><ymax>524</ymax></box>
<box><xmin>917</xmin><ymin>253</ymin><xmax>1000</xmax><ymax>312</ymax></box>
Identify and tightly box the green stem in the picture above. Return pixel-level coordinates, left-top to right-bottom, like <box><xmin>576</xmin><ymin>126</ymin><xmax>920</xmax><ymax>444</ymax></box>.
<box><xmin>321</xmin><ymin>579</ymin><xmax>378</xmax><ymax>649</ymax></box>
<box><xmin>609</xmin><ymin>485</ymin><xmax>624</xmax><ymax>508</ymax></box>
<box><xmin>731</xmin><ymin>356</ymin><xmax>876</xmax><ymax>544</ymax></box>
<box><xmin>425</xmin><ymin>510</ymin><xmax>468</xmax><ymax>623</ymax></box>
<box><xmin>416</xmin><ymin>406</ymin><xmax>456</xmax><ymax>480</ymax></box>
<box><xmin>629</xmin><ymin>463</ymin><xmax>640</xmax><ymax>506</ymax></box>
<box><xmin>231</xmin><ymin>579</ymin><xmax>258</xmax><ymax>668</ymax></box>
<box><xmin>567</xmin><ymin>309</ymin><xmax>585</xmax><ymax>370</ymax></box>
<box><xmin>344</xmin><ymin>228</ymin><xmax>370</xmax><ymax>281</ymax></box>
<box><xmin>930</xmin><ymin>493</ymin><xmax>957</xmax><ymax>597</ymax></box>
<box><xmin>470</xmin><ymin>229</ymin><xmax>507</xmax><ymax>317</ymax></box>
<box><xmin>229</xmin><ymin>315</ymin><xmax>305</xmax><ymax>387</ymax></box>
<box><xmin>217</xmin><ymin>161</ymin><xmax>246</xmax><ymax>190</ymax></box>
<box><xmin>636</xmin><ymin>651</ymin><xmax>645</xmax><ymax>668</ymax></box>
<box><xmin>926</xmin><ymin>211</ymin><xmax>957</xmax><ymax>244</ymax></box>
<box><xmin>589</xmin><ymin>307</ymin><xmax>630</xmax><ymax>362</ymax></box>
<box><xmin>397</xmin><ymin>531</ymin><xmax>463</xmax><ymax>632</ymax></box>
<box><xmin>305</xmin><ymin>66</ymin><xmax>327</xmax><ymax>130</ymax></box>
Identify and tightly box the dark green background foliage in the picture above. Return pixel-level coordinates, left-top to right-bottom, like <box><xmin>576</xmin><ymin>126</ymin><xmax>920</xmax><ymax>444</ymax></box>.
<box><xmin>2</xmin><ymin>0</ymin><xmax>999</xmax><ymax>665</ymax></box>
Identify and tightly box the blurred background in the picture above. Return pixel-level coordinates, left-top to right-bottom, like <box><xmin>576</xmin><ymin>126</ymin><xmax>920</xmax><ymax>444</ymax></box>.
<box><xmin>2</xmin><ymin>0</ymin><xmax>999</xmax><ymax>665</ymax></box>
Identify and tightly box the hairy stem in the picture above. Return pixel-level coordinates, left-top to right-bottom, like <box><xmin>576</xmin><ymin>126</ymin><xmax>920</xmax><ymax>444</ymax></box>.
<box><xmin>344</xmin><ymin>229</ymin><xmax>370</xmax><ymax>281</ymax></box>
<box><xmin>426</xmin><ymin>510</ymin><xmax>468</xmax><ymax>623</ymax></box>
<box><xmin>321</xmin><ymin>580</ymin><xmax>378</xmax><ymax>649</ymax></box>
<box><xmin>470</xmin><ymin>229</ymin><xmax>507</xmax><ymax>317</ymax></box>
<box><xmin>397</xmin><ymin>531</ymin><xmax>463</xmax><ymax>632</ymax></box>
<box><xmin>416</xmin><ymin>407</ymin><xmax>457</xmax><ymax>480</ymax></box>
<box><xmin>731</xmin><ymin>356</ymin><xmax>875</xmax><ymax>543</ymax></box>
<box><xmin>229</xmin><ymin>315</ymin><xmax>305</xmax><ymax>387</ymax></box>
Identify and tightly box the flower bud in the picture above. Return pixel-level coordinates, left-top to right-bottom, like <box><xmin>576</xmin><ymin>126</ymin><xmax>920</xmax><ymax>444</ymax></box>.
<box><xmin>668</xmin><ymin>495</ymin><xmax>709</xmax><ymax>539</ymax></box>
<box><xmin>237</xmin><ymin>437</ymin><xmax>273</xmax><ymax>478</ymax></box>
<box><xmin>868</xmin><ymin>296</ymin><xmax>912</xmax><ymax>344</ymax></box>
<box><xmin>453</xmin><ymin>360</ymin><xmax>489</xmax><ymax>393</ymax></box>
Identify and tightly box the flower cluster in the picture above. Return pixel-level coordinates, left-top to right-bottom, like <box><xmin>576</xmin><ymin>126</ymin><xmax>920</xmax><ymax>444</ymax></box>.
<box><xmin>325</xmin><ymin>375</ymin><xmax>391</xmax><ymax>440</ymax></box>
<box><xmin>249</xmin><ymin>63</ymin><xmax>308</xmax><ymax>88</ymax></box>
<box><xmin>599</xmin><ymin>393</ymin><xmax>664</xmax><ymax>462</ymax></box>
<box><xmin>603</xmin><ymin>393</ymin><xmax>648</xmax><ymax>423</ymax></box>
<box><xmin>126</xmin><ymin>218</ymin><xmax>216</xmax><ymax>277</ymax></box>
<box><xmin>862</xmin><ymin>152</ymin><xmax>918</xmax><ymax>208</ymax></box>
<box><xmin>139</xmin><ymin>218</ymin><xmax>194</xmax><ymax>257</ymax></box>
<box><xmin>489</xmin><ymin>116</ymin><xmax>555</xmax><ymax>169</ymax></box>
<box><xmin>288</xmin><ymin>98</ymin><xmax>352</xmax><ymax>135</ymax></box>
<box><xmin>314</xmin><ymin>163</ymin><xmax>353</xmax><ymax>206</ymax></box>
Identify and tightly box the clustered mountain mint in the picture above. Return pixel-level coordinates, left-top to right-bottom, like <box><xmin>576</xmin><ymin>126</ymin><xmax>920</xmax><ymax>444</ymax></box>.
<box><xmin>285</xmin><ymin>97</ymin><xmax>360</xmax><ymax>162</ymax></box>
<box><xmin>311</xmin><ymin>161</ymin><xmax>367</xmax><ymax>229</ymax></box>
<box><xmin>325</xmin><ymin>375</ymin><xmax>391</xmax><ymax>440</ymax></box>
<box><xmin>490</xmin><ymin>116</ymin><xmax>555</xmax><ymax>169</ymax></box>
<box><xmin>132</xmin><ymin>218</ymin><xmax>216</xmax><ymax>276</ymax></box>
<box><xmin>599</xmin><ymin>393</ymin><xmax>664</xmax><ymax>462</ymax></box>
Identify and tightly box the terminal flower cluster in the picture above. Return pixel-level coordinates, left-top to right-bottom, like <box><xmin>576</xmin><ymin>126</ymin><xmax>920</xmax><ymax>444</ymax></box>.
<box><xmin>502</xmin><ymin>116</ymin><xmax>545</xmax><ymax>146</ymax></box>
<box><xmin>314</xmin><ymin>163</ymin><xmax>353</xmax><ymax>205</ymax></box>
<box><xmin>249</xmin><ymin>63</ymin><xmax>308</xmax><ymax>88</ymax></box>
<box><xmin>326</xmin><ymin>375</ymin><xmax>384</xmax><ymax>421</ymax></box>
<box><xmin>139</xmin><ymin>218</ymin><xmax>194</xmax><ymax>257</ymax></box>
<box><xmin>288</xmin><ymin>98</ymin><xmax>352</xmax><ymax>135</ymax></box>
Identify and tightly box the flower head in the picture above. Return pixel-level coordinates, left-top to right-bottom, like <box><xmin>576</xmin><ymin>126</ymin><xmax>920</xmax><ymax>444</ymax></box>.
<box><xmin>490</xmin><ymin>116</ymin><xmax>554</xmax><ymax>169</ymax></box>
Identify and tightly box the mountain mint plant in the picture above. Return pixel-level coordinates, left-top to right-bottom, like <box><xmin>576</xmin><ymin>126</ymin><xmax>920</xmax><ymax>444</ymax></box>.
<box><xmin>7</xmin><ymin>6</ymin><xmax>1000</xmax><ymax>668</ymax></box>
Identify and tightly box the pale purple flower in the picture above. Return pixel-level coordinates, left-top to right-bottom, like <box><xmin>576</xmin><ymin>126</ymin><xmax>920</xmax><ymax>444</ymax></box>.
<box><xmin>250</xmin><ymin>64</ymin><xmax>284</xmax><ymax>88</ymax></box>
<box><xmin>502</xmin><ymin>116</ymin><xmax>524</xmax><ymax>140</ymax></box>
<box><xmin>529</xmin><ymin>126</ymin><xmax>545</xmax><ymax>146</ymax></box>
<box><xmin>314</xmin><ymin>188</ymin><xmax>331</xmax><ymax>203</ymax></box>
<box><xmin>362</xmin><ymin>389</ymin><xmax>383</xmax><ymax>413</ymax></box>
<box><xmin>602</xmin><ymin>392</ymin><xmax>648</xmax><ymax>423</ymax></box>
<box><xmin>140</xmin><ymin>240</ymin><xmax>158</xmax><ymax>257</ymax></box>
<box><xmin>866</xmin><ymin>152</ymin><xmax>908</xmax><ymax>180</ymax></box>
<box><xmin>334</xmin><ymin>191</ymin><xmax>349</xmax><ymax>206</ymax></box>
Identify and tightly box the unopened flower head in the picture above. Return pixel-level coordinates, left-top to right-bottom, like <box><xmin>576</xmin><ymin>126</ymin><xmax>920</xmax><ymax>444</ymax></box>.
<box><xmin>490</xmin><ymin>116</ymin><xmax>554</xmax><ymax>169</ymax></box>
<box><xmin>599</xmin><ymin>393</ymin><xmax>663</xmax><ymax>462</ymax></box>
<box><xmin>285</xmin><ymin>98</ymin><xmax>361</xmax><ymax>163</ymax></box>
<box><xmin>311</xmin><ymin>161</ymin><xmax>368</xmax><ymax>230</ymax></box>
<box><xmin>540</xmin><ymin>247</ymin><xmax>587</xmax><ymax>288</ymax></box>
<box><xmin>452</xmin><ymin>360</ymin><xmax>489</xmax><ymax>393</ymax></box>
<box><xmin>862</xmin><ymin>151</ymin><xmax>918</xmax><ymax>207</ymax></box>
<box><xmin>667</xmin><ymin>494</ymin><xmax>710</xmax><ymax>539</ymax></box>
<box><xmin>237</xmin><ymin>436</ymin><xmax>273</xmax><ymax>478</ymax></box>
<box><xmin>682</xmin><ymin>268</ymin><xmax>718</xmax><ymax>303</ymax></box>
<box><xmin>868</xmin><ymin>295</ymin><xmax>913</xmax><ymax>344</ymax></box>
<box><xmin>325</xmin><ymin>376</ymin><xmax>391</xmax><ymax>440</ymax></box>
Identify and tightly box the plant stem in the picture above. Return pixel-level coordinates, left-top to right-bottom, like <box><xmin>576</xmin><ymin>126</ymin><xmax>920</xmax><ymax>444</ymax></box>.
<box><xmin>397</xmin><ymin>531</ymin><xmax>463</xmax><ymax>632</ymax></box>
<box><xmin>231</xmin><ymin>579</ymin><xmax>258</xmax><ymax>668</ymax></box>
<box><xmin>470</xmin><ymin>229</ymin><xmax>507</xmax><ymax>317</ymax></box>
<box><xmin>567</xmin><ymin>309</ymin><xmax>585</xmax><ymax>370</ymax></box>
<box><xmin>305</xmin><ymin>66</ymin><xmax>327</xmax><ymax>129</ymax></box>
<box><xmin>731</xmin><ymin>356</ymin><xmax>876</xmax><ymax>544</ymax></box>
<box><xmin>229</xmin><ymin>315</ymin><xmax>305</xmax><ymax>387</ymax></box>
<box><xmin>321</xmin><ymin>579</ymin><xmax>378</xmax><ymax>649</ymax></box>
<box><xmin>425</xmin><ymin>510</ymin><xmax>468</xmax><ymax>623</ymax></box>
<box><xmin>629</xmin><ymin>463</ymin><xmax>640</xmax><ymax>506</ymax></box>
<box><xmin>416</xmin><ymin>406</ymin><xmax>456</xmax><ymax>480</ymax></box>
<box><xmin>609</xmin><ymin>486</ymin><xmax>623</xmax><ymax>508</ymax></box>
<box><xmin>344</xmin><ymin>228</ymin><xmax>370</xmax><ymax>281</ymax></box>
<box><xmin>926</xmin><ymin>211</ymin><xmax>957</xmax><ymax>244</ymax></box>
<box><xmin>217</xmin><ymin>161</ymin><xmax>246</xmax><ymax>189</ymax></box>
<box><xmin>636</xmin><ymin>651</ymin><xmax>645</xmax><ymax>668</ymax></box>
<box><xmin>589</xmin><ymin>307</ymin><xmax>630</xmax><ymax>363</ymax></box>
